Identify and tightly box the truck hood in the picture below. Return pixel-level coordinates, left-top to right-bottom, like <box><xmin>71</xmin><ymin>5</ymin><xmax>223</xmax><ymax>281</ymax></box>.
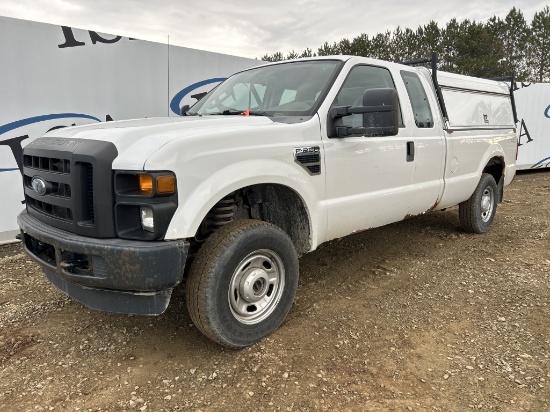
<box><xmin>45</xmin><ymin>116</ymin><xmax>275</xmax><ymax>170</ymax></box>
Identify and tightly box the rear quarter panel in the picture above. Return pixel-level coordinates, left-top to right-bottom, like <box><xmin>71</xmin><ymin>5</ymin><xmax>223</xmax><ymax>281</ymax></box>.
<box><xmin>439</xmin><ymin>128</ymin><xmax>517</xmax><ymax>208</ymax></box>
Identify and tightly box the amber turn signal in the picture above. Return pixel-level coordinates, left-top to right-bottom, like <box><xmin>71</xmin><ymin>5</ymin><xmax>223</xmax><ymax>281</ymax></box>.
<box><xmin>139</xmin><ymin>174</ymin><xmax>153</xmax><ymax>194</ymax></box>
<box><xmin>156</xmin><ymin>175</ymin><xmax>176</xmax><ymax>194</ymax></box>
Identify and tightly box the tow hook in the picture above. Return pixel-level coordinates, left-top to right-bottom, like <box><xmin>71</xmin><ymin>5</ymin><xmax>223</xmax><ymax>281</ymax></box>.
<box><xmin>60</xmin><ymin>259</ymin><xmax>89</xmax><ymax>271</ymax></box>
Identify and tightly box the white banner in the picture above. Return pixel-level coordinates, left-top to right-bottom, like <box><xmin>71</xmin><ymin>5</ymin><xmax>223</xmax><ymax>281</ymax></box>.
<box><xmin>515</xmin><ymin>83</ymin><xmax>550</xmax><ymax>170</ymax></box>
<box><xmin>0</xmin><ymin>16</ymin><xmax>259</xmax><ymax>243</ymax></box>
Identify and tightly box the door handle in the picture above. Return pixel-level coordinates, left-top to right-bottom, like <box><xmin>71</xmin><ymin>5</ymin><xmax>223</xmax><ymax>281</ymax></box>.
<box><xmin>406</xmin><ymin>141</ymin><xmax>415</xmax><ymax>162</ymax></box>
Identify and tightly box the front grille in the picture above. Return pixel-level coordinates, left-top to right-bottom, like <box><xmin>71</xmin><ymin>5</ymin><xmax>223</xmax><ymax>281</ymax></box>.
<box><xmin>22</xmin><ymin>137</ymin><xmax>118</xmax><ymax>238</ymax></box>
<box><xmin>56</xmin><ymin>183</ymin><xmax>72</xmax><ymax>198</ymax></box>
<box><xmin>24</xmin><ymin>176</ymin><xmax>72</xmax><ymax>198</ymax></box>
<box><xmin>24</xmin><ymin>159</ymin><xmax>93</xmax><ymax>223</ymax></box>
<box><xmin>24</xmin><ymin>152</ymin><xmax>75</xmax><ymax>222</ymax></box>
<box><xmin>24</xmin><ymin>155</ymin><xmax>70</xmax><ymax>174</ymax></box>
<box><xmin>82</xmin><ymin>163</ymin><xmax>95</xmax><ymax>223</ymax></box>
<box><xmin>26</xmin><ymin>197</ymin><xmax>73</xmax><ymax>221</ymax></box>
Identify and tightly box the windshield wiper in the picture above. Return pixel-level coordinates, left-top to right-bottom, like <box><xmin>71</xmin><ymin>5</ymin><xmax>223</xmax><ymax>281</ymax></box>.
<box><xmin>247</xmin><ymin>110</ymin><xmax>272</xmax><ymax>117</ymax></box>
<box><xmin>205</xmin><ymin>110</ymin><xmax>271</xmax><ymax>117</ymax></box>
<box><xmin>204</xmin><ymin>110</ymin><xmax>240</xmax><ymax>116</ymax></box>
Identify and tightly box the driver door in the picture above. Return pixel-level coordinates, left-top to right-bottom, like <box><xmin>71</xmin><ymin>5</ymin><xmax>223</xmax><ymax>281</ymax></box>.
<box><xmin>322</xmin><ymin>64</ymin><xmax>416</xmax><ymax>240</ymax></box>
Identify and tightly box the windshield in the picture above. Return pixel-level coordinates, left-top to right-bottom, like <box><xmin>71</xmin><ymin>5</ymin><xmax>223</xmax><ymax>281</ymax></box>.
<box><xmin>188</xmin><ymin>60</ymin><xmax>341</xmax><ymax>117</ymax></box>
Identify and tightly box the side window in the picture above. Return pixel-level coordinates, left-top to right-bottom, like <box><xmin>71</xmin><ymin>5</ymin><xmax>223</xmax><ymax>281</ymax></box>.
<box><xmin>333</xmin><ymin>65</ymin><xmax>403</xmax><ymax>128</ymax></box>
<box><xmin>401</xmin><ymin>71</ymin><xmax>434</xmax><ymax>128</ymax></box>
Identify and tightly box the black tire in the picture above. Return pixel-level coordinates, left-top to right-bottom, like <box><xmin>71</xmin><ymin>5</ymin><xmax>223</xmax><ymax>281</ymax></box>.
<box><xmin>185</xmin><ymin>219</ymin><xmax>299</xmax><ymax>348</ymax></box>
<box><xmin>459</xmin><ymin>173</ymin><xmax>498</xmax><ymax>234</ymax></box>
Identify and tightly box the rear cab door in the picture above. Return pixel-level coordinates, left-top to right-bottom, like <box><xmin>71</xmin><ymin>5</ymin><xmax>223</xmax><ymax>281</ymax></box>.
<box><xmin>399</xmin><ymin>68</ymin><xmax>446</xmax><ymax>214</ymax></box>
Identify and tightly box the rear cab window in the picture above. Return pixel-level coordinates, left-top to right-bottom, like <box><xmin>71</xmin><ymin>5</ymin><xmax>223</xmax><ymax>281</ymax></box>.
<box><xmin>401</xmin><ymin>71</ymin><xmax>434</xmax><ymax>128</ymax></box>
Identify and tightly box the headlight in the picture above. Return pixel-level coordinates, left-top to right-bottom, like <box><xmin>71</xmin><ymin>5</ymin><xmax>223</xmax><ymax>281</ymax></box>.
<box><xmin>114</xmin><ymin>171</ymin><xmax>178</xmax><ymax>240</ymax></box>
<box><xmin>140</xmin><ymin>206</ymin><xmax>154</xmax><ymax>232</ymax></box>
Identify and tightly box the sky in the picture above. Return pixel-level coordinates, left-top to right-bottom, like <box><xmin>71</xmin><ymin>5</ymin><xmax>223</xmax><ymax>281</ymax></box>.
<box><xmin>0</xmin><ymin>0</ymin><xmax>548</xmax><ymax>59</ymax></box>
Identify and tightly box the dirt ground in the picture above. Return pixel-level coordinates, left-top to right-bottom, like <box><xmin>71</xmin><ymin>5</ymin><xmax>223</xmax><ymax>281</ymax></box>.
<box><xmin>1</xmin><ymin>170</ymin><xmax>549</xmax><ymax>412</ymax></box>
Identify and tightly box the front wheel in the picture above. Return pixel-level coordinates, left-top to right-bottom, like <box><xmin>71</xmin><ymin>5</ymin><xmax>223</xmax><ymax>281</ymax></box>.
<box><xmin>459</xmin><ymin>173</ymin><xmax>498</xmax><ymax>234</ymax></box>
<box><xmin>185</xmin><ymin>220</ymin><xmax>299</xmax><ymax>348</ymax></box>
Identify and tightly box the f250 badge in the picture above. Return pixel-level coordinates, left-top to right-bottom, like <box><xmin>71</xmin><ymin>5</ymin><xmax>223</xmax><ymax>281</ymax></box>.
<box><xmin>294</xmin><ymin>147</ymin><xmax>320</xmax><ymax>156</ymax></box>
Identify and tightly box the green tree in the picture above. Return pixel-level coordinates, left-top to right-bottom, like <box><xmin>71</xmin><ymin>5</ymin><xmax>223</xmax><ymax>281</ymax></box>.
<box><xmin>528</xmin><ymin>6</ymin><xmax>550</xmax><ymax>82</ymax></box>
<box><xmin>260</xmin><ymin>51</ymin><xmax>284</xmax><ymax>62</ymax></box>
<box><xmin>258</xmin><ymin>5</ymin><xmax>550</xmax><ymax>82</ymax></box>
<box><xmin>286</xmin><ymin>50</ymin><xmax>300</xmax><ymax>60</ymax></box>
<box><xmin>503</xmin><ymin>8</ymin><xmax>531</xmax><ymax>80</ymax></box>
<box><xmin>390</xmin><ymin>26</ymin><xmax>418</xmax><ymax>62</ymax></box>
<box><xmin>317</xmin><ymin>41</ymin><xmax>339</xmax><ymax>56</ymax></box>
<box><xmin>338</xmin><ymin>38</ymin><xmax>354</xmax><ymax>55</ymax></box>
<box><xmin>300</xmin><ymin>48</ymin><xmax>315</xmax><ymax>58</ymax></box>
<box><xmin>440</xmin><ymin>18</ymin><xmax>461</xmax><ymax>72</ymax></box>
<box><xmin>350</xmin><ymin>33</ymin><xmax>371</xmax><ymax>57</ymax></box>
<box><xmin>416</xmin><ymin>21</ymin><xmax>442</xmax><ymax>59</ymax></box>
<box><xmin>447</xmin><ymin>19</ymin><xmax>505</xmax><ymax>77</ymax></box>
<box><xmin>487</xmin><ymin>8</ymin><xmax>530</xmax><ymax>80</ymax></box>
<box><xmin>369</xmin><ymin>31</ymin><xmax>392</xmax><ymax>60</ymax></box>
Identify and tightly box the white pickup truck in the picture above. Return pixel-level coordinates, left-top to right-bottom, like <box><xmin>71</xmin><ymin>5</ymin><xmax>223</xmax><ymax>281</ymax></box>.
<box><xmin>18</xmin><ymin>55</ymin><xmax>517</xmax><ymax>348</ymax></box>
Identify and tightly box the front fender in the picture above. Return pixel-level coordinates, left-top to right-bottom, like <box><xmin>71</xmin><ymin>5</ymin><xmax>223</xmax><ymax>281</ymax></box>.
<box><xmin>164</xmin><ymin>159</ymin><xmax>325</xmax><ymax>250</ymax></box>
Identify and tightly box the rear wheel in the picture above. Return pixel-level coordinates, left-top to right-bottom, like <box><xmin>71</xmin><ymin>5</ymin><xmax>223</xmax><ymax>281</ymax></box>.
<box><xmin>186</xmin><ymin>219</ymin><xmax>299</xmax><ymax>348</ymax></box>
<box><xmin>459</xmin><ymin>173</ymin><xmax>498</xmax><ymax>234</ymax></box>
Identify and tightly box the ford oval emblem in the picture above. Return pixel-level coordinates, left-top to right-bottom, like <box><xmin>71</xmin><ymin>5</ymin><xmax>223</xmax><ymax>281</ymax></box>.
<box><xmin>31</xmin><ymin>176</ymin><xmax>47</xmax><ymax>196</ymax></box>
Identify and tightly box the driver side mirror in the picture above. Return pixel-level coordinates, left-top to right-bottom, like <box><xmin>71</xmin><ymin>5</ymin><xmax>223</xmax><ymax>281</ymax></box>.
<box><xmin>328</xmin><ymin>88</ymin><xmax>399</xmax><ymax>138</ymax></box>
<box><xmin>180</xmin><ymin>105</ymin><xmax>190</xmax><ymax>116</ymax></box>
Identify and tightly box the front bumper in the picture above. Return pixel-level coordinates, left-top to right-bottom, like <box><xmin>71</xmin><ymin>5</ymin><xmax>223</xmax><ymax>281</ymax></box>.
<box><xmin>18</xmin><ymin>210</ymin><xmax>189</xmax><ymax>315</ymax></box>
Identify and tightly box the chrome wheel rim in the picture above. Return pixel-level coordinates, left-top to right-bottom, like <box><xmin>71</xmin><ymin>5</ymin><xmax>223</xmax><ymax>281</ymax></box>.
<box><xmin>229</xmin><ymin>250</ymin><xmax>285</xmax><ymax>325</ymax></box>
<box><xmin>480</xmin><ymin>186</ymin><xmax>495</xmax><ymax>222</ymax></box>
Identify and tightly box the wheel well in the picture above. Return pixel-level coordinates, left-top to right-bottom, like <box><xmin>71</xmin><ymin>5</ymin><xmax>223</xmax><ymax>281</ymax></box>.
<box><xmin>194</xmin><ymin>184</ymin><xmax>311</xmax><ymax>256</ymax></box>
<box><xmin>484</xmin><ymin>157</ymin><xmax>505</xmax><ymax>203</ymax></box>
<box><xmin>483</xmin><ymin>157</ymin><xmax>504</xmax><ymax>184</ymax></box>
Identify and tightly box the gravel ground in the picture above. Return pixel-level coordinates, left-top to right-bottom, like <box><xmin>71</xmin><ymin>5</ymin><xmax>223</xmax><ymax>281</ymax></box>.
<box><xmin>0</xmin><ymin>170</ymin><xmax>549</xmax><ymax>411</ymax></box>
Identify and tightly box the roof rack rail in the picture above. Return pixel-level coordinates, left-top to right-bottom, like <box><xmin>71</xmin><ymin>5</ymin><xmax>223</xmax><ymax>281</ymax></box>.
<box><xmin>400</xmin><ymin>53</ymin><xmax>448</xmax><ymax>122</ymax></box>
<box><xmin>488</xmin><ymin>74</ymin><xmax>518</xmax><ymax>124</ymax></box>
